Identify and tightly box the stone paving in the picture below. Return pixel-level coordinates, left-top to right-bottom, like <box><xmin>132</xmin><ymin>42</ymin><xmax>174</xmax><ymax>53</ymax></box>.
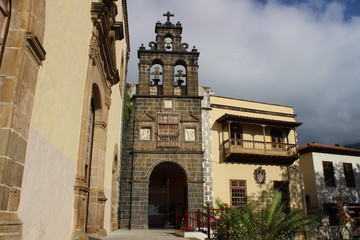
<box><xmin>100</xmin><ymin>229</ymin><xmax>199</xmax><ymax>240</ymax></box>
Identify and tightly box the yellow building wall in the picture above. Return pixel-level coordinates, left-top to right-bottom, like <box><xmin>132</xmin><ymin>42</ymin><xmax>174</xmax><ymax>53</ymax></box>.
<box><xmin>210</xmin><ymin>95</ymin><xmax>303</xmax><ymax>209</ymax></box>
<box><xmin>103</xmin><ymin>38</ymin><xmax>128</xmax><ymax>231</ymax></box>
<box><xmin>18</xmin><ymin>1</ymin><xmax>92</xmax><ymax>239</ymax></box>
<box><xmin>29</xmin><ymin>1</ymin><xmax>92</xmax><ymax>162</ymax></box>
<box><xmin>213</xmin><ymin>163</ymin><xmax>288</xmax><ymax>204</ymax></box>
<box><xmin>299</xmin><ymin>152</ymin><xmax>318</xmax><ymax>208</ymax></box>
<box><xmin>211</xmin><ymin>96</ymin><xmax>296</xmax><ymax>122</ymax></box>
<box><xmin>18</xmin><ymin>0</ymin><xmax>128</xmax><ymax>239</ymax></box>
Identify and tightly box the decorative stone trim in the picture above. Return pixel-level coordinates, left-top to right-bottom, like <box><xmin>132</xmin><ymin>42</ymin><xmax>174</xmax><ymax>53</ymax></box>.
<box><xmin>132</xmin><ymin>150</ymin><xmax>204</xmax><ymax>154</ymax></box>
<box><xmin>98</xmin><ymin>191</ymin><xmax>107</xmax><ymax>202</ymax></box>
<box><xmin>94</xmin><ymin>121</ymin><xmax>107</xmax><ymax>129</ymax></box>
<box><xmin>90</xmin><ymin>1</ymin><xmax>122</xmax><ymax>86</ymax></box>
<box><xmin>26</xmin><ymin>32</ymin><xmax>46</xmax><ymax>65</ymax></box>
<box><xmin>134</xmin><ymin>95</ymin><xmax>204</xmax><ymax>100</ymax></box>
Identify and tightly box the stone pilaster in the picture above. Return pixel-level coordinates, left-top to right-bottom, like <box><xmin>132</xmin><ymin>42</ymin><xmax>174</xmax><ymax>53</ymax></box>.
<box><xmin>200</xmin><ymin>87</ymin><xmax>214</xmax><ymax>204</ymax></box>
<box><xmin>0</xmin><ymin>2</ymin><xmax>46</xmax><ymax>237</ymax></box>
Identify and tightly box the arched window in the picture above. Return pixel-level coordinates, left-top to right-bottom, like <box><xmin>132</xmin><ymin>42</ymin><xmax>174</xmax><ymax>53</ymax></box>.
<box><xmin>150</xmin><ymin>63</ymin><xmax>163</xmax><ymax>95</ymax></box>
<box><xmin>174</xmin><ymin>64</ymin><xmax>186</xmax><ymax>96</ymax></box>
<box><xmin>230</xmin><ymin>123</ymin><xmax>242</xmax><ymax>145</ymax></box>
<box><xmin>0</xmin><ymin>0</ymin><xmax>11</xmax><ymax>65</ymax></box>
<box><xmin>270</xmin><ymin>128</ymin><xmax>283</xmax><ymax>149</ymax></box>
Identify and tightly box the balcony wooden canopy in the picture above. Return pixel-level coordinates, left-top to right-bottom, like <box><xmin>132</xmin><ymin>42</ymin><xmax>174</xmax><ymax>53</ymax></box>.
<box><xmin>216</xmin><ymin>114</ymin><xmax>303</xmax><ymax>128</ymax></box>
<box><xmin>217</xmin><ymin>114</ymin><xmax>301</xmax><ymax>165</ymax></box>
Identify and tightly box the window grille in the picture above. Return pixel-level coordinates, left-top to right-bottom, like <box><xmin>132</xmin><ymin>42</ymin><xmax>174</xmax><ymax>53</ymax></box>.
<box><xmin>230</xmin><ymin>180</ymin><xmax>246</xmax><ymax>207</ymax></box>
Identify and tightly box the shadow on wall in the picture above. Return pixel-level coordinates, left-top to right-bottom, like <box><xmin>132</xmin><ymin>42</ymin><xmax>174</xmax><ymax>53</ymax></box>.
<box><xmin>279</xmin><ymin>165</ymin><xmax>305</xmax><ymax>210</ymax></box>
<box><xmin>315</xmin><ymin>162</ymin><xmax>360</xmax><ymax>205</ymax></box>
<box><xmin>311</xmin><ymin>162</ymin><xmax>360</xmax><ymax>226</ymax></box>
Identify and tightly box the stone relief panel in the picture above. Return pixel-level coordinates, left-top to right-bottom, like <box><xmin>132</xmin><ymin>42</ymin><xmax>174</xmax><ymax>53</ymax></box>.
<box><xmin>140</xmin><ymin>128</ymin><xmax>151</xmax><ymax>141</ymax></box>
<box><xmin>185</xmin><ymin>128</ymin><xmax>195</xmax><ymax>141</ymax></box>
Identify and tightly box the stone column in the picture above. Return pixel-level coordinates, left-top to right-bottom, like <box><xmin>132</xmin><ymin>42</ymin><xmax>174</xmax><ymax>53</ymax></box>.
<box><xmin>130</xmin><ymin>181</ymin><xmax>149</xmax><ymax>229</ymax></box>
<box><xmin>0</xmin><ymin>5</ymin><xmax>45</xmax><ymax>238</ymax></box>
<box><xmin>186</xmin><ymin>65</ymin><xmax>198</xmax><ymax>96</ymax></box>
<box><xmin>162</xmin><ymin>64</ymin><xmax>174</xmax><ymax>95</ymax></box>
<box><xmin>187</xmin><ymin>181</ymin><xmax>204</xmax><ymax>211</ymax></box>
<box><xmin>138</xmin><ymin>61</ymin><xmax>150</xmax><ymax>95</ymax></box>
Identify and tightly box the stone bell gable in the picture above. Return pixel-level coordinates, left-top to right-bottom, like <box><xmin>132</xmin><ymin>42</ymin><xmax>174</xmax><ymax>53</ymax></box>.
<box><xmin>137</xmin><ymin>12</ymin><xmax>200</xmax><ymax>97</ymax></box>
<box><xmin>119</xmin><ymin>12</ymin><xmax>204</xmax><ymax>229</ymax></box>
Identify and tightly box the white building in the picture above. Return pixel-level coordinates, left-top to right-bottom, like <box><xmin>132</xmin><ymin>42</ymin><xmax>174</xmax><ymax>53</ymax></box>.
<box><xmin>299</xmin><ymin>143</ymin><xmax>360</xmax><ymax>225</ymax></box>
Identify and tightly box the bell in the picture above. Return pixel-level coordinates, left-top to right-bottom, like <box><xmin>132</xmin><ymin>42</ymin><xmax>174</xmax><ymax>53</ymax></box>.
<box><xmin>153</xmin><ymin>76</ymin><xmax>160</xmax><ymax>85</ymax></box>
<box><xmin>175</xmin><ymin>69</ymin><xmax>185</xmax><ymax>85</ymax></box>
<box><xmin>165</xmin><ymin>38</ymin><xmax>172</xmax><ymax>50</ymax></box>
<box><xmin>176</xmin><ymin>78</ymin><xmax>184</xmax><ymax>86</ymax></box>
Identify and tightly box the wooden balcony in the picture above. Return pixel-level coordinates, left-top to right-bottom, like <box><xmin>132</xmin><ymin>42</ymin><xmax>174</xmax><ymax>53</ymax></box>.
<box><xmin>223</xmin><ymin>139</ymin><xmax>298</xmax><ymax>165</ymax></box>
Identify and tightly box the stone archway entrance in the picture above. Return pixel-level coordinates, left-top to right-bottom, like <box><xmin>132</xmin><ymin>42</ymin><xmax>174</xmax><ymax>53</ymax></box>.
<box><xmin>148</xmin><ymin>162</ymin><xmax>187</xmax><ymax>228</ymax></box>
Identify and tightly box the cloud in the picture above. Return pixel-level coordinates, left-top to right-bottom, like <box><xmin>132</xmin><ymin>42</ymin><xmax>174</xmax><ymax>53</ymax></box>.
<box><xmin>126</xmin><ymin>0</ymin><xmax>360</xmax><ymax>146</ymax></box>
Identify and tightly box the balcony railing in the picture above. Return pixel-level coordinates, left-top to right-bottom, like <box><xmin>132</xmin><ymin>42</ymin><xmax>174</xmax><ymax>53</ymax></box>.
<box><xmin>223</xmin><ymin>138</ymin><xmax>297</xmax><ymax>162</ymax></box>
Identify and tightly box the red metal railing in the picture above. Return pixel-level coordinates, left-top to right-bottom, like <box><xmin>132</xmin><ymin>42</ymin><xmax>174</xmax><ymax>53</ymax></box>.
<box><xmin>176</xmin><ymin>204</ymin><xmax>228</xmax><ymax>239</ymax></box>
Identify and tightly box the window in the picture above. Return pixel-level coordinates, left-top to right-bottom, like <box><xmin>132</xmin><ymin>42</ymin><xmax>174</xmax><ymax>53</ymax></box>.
<box><xmin>0</xmin><ymin>0</ymin><xmax>10</xmax><ymax>65</ymax></box>
<box><xmin>230</xmin><ymin>123</ymin><xmax>242</xmax><ymax>145</ymax></box>
<box><xmin>157</xmin><ymin>114</ymin><xmax>179</xmax><ymax>147</ymax></box>
<box><xmin>230</xmin><ymin>180</ymin><xmax>246</xmax><ymax>207</ymax></box>
<box><xmin>323</xmin><ymin>161</ymin><xmax>336</xmax><ymax>187</ymax></box>
<box><xmin>270</xmin><ymin>128</ymin><xmax>283</xmax><ymax>149</ymax></box>
<box><xmin>274</xmin><ymin>181</ymin><xmax>290</xmax><ymax>212</ymax></box>
<box><xmin>343</xmin><ymin>163</ymin><xmax>356</xmax><ymax>188</ymax></box>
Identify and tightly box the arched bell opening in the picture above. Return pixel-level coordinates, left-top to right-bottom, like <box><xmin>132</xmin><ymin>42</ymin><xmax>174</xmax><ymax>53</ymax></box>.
<box><xmin>148</xmin><ymin>162</ymin><xmax>187</xmax><ymax>228</ymax></box>
<box><xmin>164</xmin><ymin>35</ymin><xmax>173</xmax><ymax>51</ymax></box>
<box><xmin>149</xmin><ymin>60</ymin><xmax>163</xmax><ymax>95</ymax></box>
<box><xmin>174</xmin><ymin>61</ymin><xmax>187</xmax><ymax>96</ymax></box>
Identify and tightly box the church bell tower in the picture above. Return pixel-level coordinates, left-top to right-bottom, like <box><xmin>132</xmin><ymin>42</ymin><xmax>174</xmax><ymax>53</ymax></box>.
<box><xmin>119</xmin><ymin>12</ymin><xmax>204</xmax><ymax>229</ymax></box>
<box><xmin>137</xmin><ymin>11</ymin><xmax>200</xmax><ymax>96</ymax></box>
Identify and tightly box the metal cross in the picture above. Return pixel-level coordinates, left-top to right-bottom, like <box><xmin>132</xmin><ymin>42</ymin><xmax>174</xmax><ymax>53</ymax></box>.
<box><xmin>163</xmin><ymin>11</ymin><xmax>174</xmax><ymax>22</ymax></box>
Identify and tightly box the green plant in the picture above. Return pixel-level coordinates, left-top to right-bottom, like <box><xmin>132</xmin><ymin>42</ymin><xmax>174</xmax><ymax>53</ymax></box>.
<box><xmin>123</xmin><ymin>87</ymin><xmax>134</xmax><ymax>126</ymax></box>
<box><xmin>212</xmin><ymin>191</ymin><xmax>319</xmax><ymax>240</ymax></box>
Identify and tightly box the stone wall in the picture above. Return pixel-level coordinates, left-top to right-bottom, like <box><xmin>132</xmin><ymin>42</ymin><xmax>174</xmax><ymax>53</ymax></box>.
<box><xmin>199</xmin><ymin>86</ymin><xmax>214</xmax><ymax>204</ymax></box>
<box><xmin>119</xmin><ymin>95</ymin><xmax>204</xmax><ymax>229</ymax></box>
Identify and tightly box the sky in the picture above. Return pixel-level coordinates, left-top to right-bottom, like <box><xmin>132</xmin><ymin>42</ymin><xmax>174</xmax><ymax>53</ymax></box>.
<box><xmin>126</xmin><ymin>0</ymin><xmax>360</xmax><ymax>146</ymax></box>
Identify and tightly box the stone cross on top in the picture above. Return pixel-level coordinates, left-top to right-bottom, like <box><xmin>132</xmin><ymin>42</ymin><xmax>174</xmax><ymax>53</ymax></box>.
<box><xmin>163</xmin><ymin>11</ymin><xmax>174</xmax><ymax>22</ymax></box>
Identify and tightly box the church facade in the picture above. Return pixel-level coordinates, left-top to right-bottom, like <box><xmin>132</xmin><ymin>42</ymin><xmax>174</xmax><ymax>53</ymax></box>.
<box><xmin>118</xmin><ymin>12</ymin><xmax>305</xmax><ymax>230</ymax></box>
<box><xmin>119</xmin><ymin>13</ymin><xmax>204</xmax><ymax>229</ymax></box>
<box><xmin>0</xmin><ymin>0</ymin><xmax>129</xmax><ymax>239</ymax></box>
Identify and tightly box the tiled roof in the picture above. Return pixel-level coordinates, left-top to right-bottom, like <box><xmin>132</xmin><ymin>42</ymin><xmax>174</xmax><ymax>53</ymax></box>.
<box><xmin>298</xmin><ymin>143</ymin><xmax>360</xmax><ymax>156</ymax></box>
<box><xmin>216</xmin><ymin>114</ymin><xmax>302</xmax><ymax>128</ymax></box>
